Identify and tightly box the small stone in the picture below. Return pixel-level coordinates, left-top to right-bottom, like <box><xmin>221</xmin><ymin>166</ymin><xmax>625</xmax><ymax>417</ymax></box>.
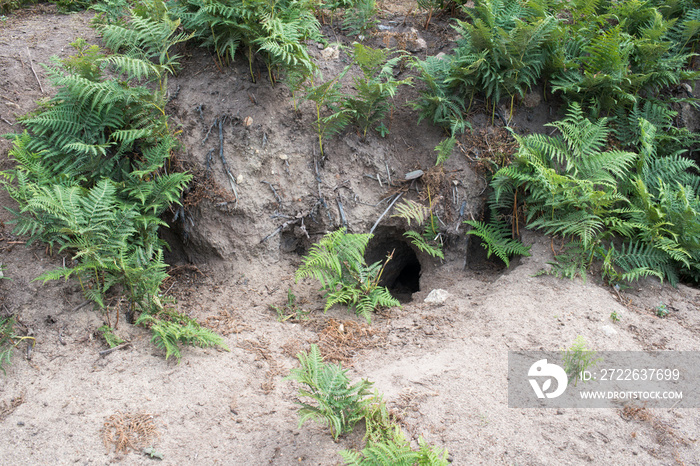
<box><xmin>320</xmin><ymin>46</ymin><xmax>339</xmax><ymax>61</ymax></box>
<box><xmin>601</xmin><ymin>325</ymin><xmax>618</xmax><ymax>337</ymax></box>
<box><xmin>405</xmin><ymin>169</ymin><xmax>424</xmax><ymax>180</ymax></box>
<box><xmin>243</xmin><ymin>116</ymin><xmax>253</xmax><ymax>127</ymax></box>
<box><xmin>17</xmin><ymin>421</ymin><xmax>24</xmax><ymax>426</ymax></box>
<box><xmin>279</xmin><ymin>154</ymin><xmax>288</xmax><ymax>161</ymax></box>
<box><xmin>236</xmin><ymin>174</ymin><xmax>244</xmax><ymax>184</ymax></box>
<box><xmin>405</xmin><ymin>27</ymin><xmax>427</xmax><ymax>52</ymax></box>
<box><xmin>424</xmin><ymin>289</ymin><xmax>449</xmax><ymax>304</ymax></box>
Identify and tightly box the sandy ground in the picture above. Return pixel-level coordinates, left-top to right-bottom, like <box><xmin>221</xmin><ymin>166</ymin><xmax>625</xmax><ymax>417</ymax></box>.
<box><xmin>0</xmin><ymin>6</ymin><xmax>699</xmax><ymax>466</ymax></box>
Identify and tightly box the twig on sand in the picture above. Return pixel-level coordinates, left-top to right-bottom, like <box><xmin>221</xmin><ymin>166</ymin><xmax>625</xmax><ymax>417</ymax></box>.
<box><xmin>26</xmin><ymin>48</ymin><xmax>44</xmax><ymax>94</ymax></box>
<box><xmin>99</xmin><ymin>342</ymin><xmax>132</xmax><ymax>357</ymax></box>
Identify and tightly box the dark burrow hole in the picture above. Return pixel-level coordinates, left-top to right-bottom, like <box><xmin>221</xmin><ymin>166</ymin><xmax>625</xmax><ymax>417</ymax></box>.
<box><xmin>365</xmin><ymin>228</ymin><xmax>421</xmax><ymax>303</ymax></box>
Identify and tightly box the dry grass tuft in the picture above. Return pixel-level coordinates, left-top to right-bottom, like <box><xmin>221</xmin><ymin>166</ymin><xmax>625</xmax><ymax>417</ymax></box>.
<box><xmin>102</xmin><ymin>412</ymin><xmax>159</xmax><ymax>454</ymax></box>
<box><xmin>459</xmin><ymin>126</ymin><xmax>518</xmax><ymax>175</ymax></box>
<box><xmin>621</xmin><ymin>404</ymin><xmax>691</xmax><ymax>451</ymax></box>
<box><xmin>0</xmin><ymin>393</ymin><xmax>24</xmax><ymax>421</ymax></box>
<box><xmin>318</xmin><ymin>318</ymin><xmax>384</xmax><ymax>365</ymax></box>
<box><xmin>203</xmin><ymin>309</ymin><xmax>250</xmax><ymax>336</ymax></box>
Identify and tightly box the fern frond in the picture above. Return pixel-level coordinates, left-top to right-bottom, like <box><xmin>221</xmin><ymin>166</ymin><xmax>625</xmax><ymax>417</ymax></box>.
<box><xmin>287</xmin><ymin>344</ymin><xmax>373</xmax><ymax>439</ymax></box>
<box><xmin>403</xmin><ymin>230</ymin><xmax>444</xmax><ymax>259</ymax></box>
<box><xmin>391</xmin><ymin>200</ymin><xmax>429</xmax><ymax>227</ymax></box>
<box><xmin>465</xmin><ymin>219</ymin><xmax>531</xmax><ymax>267</ymax></box>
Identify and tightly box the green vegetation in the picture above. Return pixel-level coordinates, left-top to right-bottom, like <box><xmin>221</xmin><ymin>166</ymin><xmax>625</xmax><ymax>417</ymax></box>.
<box><xmin>295</xmin><ymin>228</ymin><xmax>399</xmax><ymax>323</ymax></box>
<box><xmin>655</xmin><ymin>302</ymin><xmax>670</xmax><ymax>318</ymax></box>
<box><xmin>0</xmin><ymin>316</ymin><xmax>34</xmax><ymax>375</ymax></box>
<box><xmin>561</xmin><ymin>336</ymin><xmax>601</xmax><ymax>386</ymax></box>
<box><xmin>411</xmin><ymin>2</ymin><xmax>700</xmax><ymax>281</ymax></box>
<box><xmin>286</xmin><ymin>344</ymin><xmax>374</xmax><ymax>440</ymax></box>
<box><xmin>344</xmin><ymin>44</ymin><xmax>411</xmax><ymax>138</ymax></box>
<box><xmin>172</xmin><ymin>0</ymin><xmax>321</xmax><ymax>83</ymax></box>
<box><xmin>270</xmin><ymin>287</ymin><xmax>309</xmax><ymax>322</ymax></box>
<box><xmin>392</xmin><ymin>199</ymin><xmax>444</xmax><ymax>259</ymax></box>
<box><xmin>1</xmin><ymin>7</ymin><xmax>225</xmax><ymax>361</ymax></box>
<box><xmin>287</xmin><ymin>345</ymin><xmax>449</xmax><ymax>463</ymax></box>
<box><xmin>465</xmin><ymin>217</ymin><xmax>531</xmax><ymax>267</ymax></box>
<box><xmin>489</xmin><ymin>104</ymin><xmax>700</xmax><ymax>284</ymax></box>
<box><xmin>97</xmin><ymin>324</ymin><xmax>125</xmax><ymax>348</ymax></box>
<box><xmin>304</xmin><ymin>69</ymin><xmax>352</xmax><ymax>158</ymax></box>
<box><xmin>341</xmin><ymin>0</ymin><xmax>378</xmax><ymax>38</ymax></box>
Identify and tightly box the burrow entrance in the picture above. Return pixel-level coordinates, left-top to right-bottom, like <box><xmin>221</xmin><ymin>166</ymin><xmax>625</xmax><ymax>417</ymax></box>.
<box><xmin>364</xmin><ymin>227</ymin><xmax>421</xmax><ymax>303</ymax></box>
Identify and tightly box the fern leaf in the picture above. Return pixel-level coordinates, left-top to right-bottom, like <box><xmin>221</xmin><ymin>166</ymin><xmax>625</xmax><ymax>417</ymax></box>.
<box><xmin>465</xmin><ymin>219</ymin><xmax>530</xmax><ymax>267</ymax></box>
<box><xmin>391</xmin><ymin>200</ymin><xmax>429</xmax><ymax>227</ymax></box>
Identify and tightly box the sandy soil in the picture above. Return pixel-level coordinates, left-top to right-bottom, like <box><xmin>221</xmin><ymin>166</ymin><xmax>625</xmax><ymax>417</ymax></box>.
<box><xmin>0</xmin><ymin>6</ymin><xmax>699</xmax><ymax>466</ymax></box>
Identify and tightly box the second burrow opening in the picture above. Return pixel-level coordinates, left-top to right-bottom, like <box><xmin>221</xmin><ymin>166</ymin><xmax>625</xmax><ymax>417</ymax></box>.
<box><xmin>364</xmin><ymin>227</ymin><xmax>422</xmax><ymax>303</ymax></box>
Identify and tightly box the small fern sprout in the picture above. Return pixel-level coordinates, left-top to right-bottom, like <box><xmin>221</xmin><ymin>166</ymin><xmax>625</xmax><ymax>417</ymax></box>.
<box><xmin>286</xmin><ymin>344</ymin><xmax>373</xmax><ymax>440</ymax></box>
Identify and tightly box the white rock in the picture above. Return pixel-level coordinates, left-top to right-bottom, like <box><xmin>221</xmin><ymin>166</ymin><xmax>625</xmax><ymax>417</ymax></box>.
<box><xmin>320</xmin><ymin>46</ymin><xmax>339</xmax><ymax>61</ymax></box>
<box><xmin>424</xmin><ymin>289</ymin><xmax>449</xmax><ymax>304</ymax></box>
<box><xmin>600</xmin><ymin>325</ymin><xmax>618</xmax><ymax>337</ymax></box>
<box><xmin>406</xmin><ymin>27</ymin><xmax>427</xmax><ymax>52</ymax></box>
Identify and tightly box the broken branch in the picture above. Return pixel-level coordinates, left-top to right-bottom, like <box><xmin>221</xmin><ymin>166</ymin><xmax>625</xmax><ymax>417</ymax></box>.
<box><xmin>26</xmin><ymin>48</ymin><xmax>44</xmax><ymax>94</ymax></box>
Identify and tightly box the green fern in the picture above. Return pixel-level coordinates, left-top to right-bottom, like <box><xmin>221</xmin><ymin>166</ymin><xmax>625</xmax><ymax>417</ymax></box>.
<box><xmin>392</xmin><ymin>200</ymin><xmax>444</xmax><ymax>259</ymax></box>
<box><xmin>410</xmin><ymin>55</ymin><xmax>469</xmax><ymax>136</ymax></box>
<box><xmin>0</xmin><ymin>317</ymin><xmax>17</xmax><ymax>376</ymax></box>
<box><xmin>465</xmin><ymin>219</ymin><xmax>530</xmax><ymax>267</ymax></box>
<box><xmin>99</xmin><ymin>9</ymin><xmax>192</xmax><ymax>74</ymax></box>
<box><xmin>449</xmin><ymin>0</ymin><xmax>558</xmax><ymax>111</ymax></box>
<box><xmin>340</xmin><ymin>423</ymin><xmax>449</xmax><ymax>465</ymax></box>
<box><xmin>392</xmin><ymin>200</ymin><xmax>430</xmax><ymax>227</ymax></box>
<box><xmin>343</xmin><ymin>44</ymin><xmax>412</xmax><ymax>139</ymax></box>
<box><xmin>97</xmin><ymin>325</ymin><xmax>125</xmax><ymax>348</ymax></box>
<box><xmin>434</xmin><ymin>137</ymin><xmax>456</xmax><ymax>165</ymax></box>
<box><xmin>342</xmin><ymin>0</ymin><xmax>378</xmax><ymax>38</ymax></box>
<box><xmin>402</xmin><ymin>231</ymin><xmax>444</xmax><ymax>260</ymax></box>
<box><xmin>286</xmin><ymin>344</ymin><xmax>373</xmax><ymax>440</ymax></box>
<box><xmin>295</xmin><ymin>229</ymin><xmax>399</xmax><ymax>322</ymax></box>
<box><xmin>489</xmin><ymin>102</ymin><xmax>700</xmax><ymax>284</ymax></box>
<box><xmin>304</xmin><ymin>69</ymin><xmax>352</xmax><ymax>157</ymax></box>
<box><xmin>549</xmin><ymin>2</ymin><xmax>699</xmax><ymax>119</ymax></box>
<box><xmin>136</xmin><ymin>311</ymin><xmax>227</xmax><ymax>361</ymax></box>
<box><xmin>0</xmin><ymin>11</ymin><xmax>213</xmax><ymax>360</ymax></box>
<box><xmin>172</xmin><ymin>0</ymin><xmax>320</xmax><ymax>83</ymax></box>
